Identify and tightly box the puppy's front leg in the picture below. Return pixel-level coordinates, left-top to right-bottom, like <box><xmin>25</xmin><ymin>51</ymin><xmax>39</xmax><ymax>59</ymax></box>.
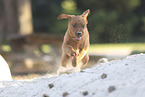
<box><xmin>81</xmin><ymin>53</ymin><xmax>89</xmax><ymax>67</ymax></box>
<box><xmin>72</xmin><ymin>49</ymin><xmax>88</xmax><ymax>67</ymax></box>
<box><xmin>62</xmin><ymin>44</ymin><xmax>78</xmax><ymax>67</ymax></box>
<box><xmin>62</xmin><ymin>44</ymin><xmax>78</xmax><ymax>57</ymax></box>
<box><xmin>72</xmin><ymin>56</ymin><xmax>77</xmax><ymax>67</ymax></box>
<box><xmin>77</xmin><ymin>49</ymin><xmax>88</xmax><ymax>63</ymax></box>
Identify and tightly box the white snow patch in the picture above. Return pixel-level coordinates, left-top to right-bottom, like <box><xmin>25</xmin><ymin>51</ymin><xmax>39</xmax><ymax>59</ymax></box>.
<box><xmin>0</xmin><ymin>55</ymin><xmax>12</xmax><ymax>81</ymax></box>
<box><xmin>0</xmin><ymin>54</ymin><xmax>145</xmax><ymax>97</ymax></box>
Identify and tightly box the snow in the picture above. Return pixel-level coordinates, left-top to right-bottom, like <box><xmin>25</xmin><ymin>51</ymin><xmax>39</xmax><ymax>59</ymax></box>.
<box><xmin>0</xmin><ymin>55</ymin><xmax>12</xmax><ymax>81</ymax></box>
<box><xmin>0</xmin><ymin>54</ymin><xmax>145</xmax><ymax>97</ymax></box>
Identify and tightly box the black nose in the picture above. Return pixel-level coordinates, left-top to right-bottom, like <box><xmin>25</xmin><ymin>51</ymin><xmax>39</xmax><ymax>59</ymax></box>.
<box><xmin>77</xmin><ymin>32</ymin><xmax>82</xmax><ymax>36</ymax></box>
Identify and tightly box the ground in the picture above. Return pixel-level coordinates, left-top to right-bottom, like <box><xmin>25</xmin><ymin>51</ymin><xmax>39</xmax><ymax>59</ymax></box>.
<box><xmin>0</xmin><ymin>54</ymin><xmax>145</xmax><ymax>97</ymax></box>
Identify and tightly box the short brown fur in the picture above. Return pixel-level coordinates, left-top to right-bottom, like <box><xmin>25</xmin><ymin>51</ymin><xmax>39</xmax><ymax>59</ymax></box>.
<box><xmin>57</xmin><ymin>9</ymin><xmax>90</xmax><ymax>68</ymax></box>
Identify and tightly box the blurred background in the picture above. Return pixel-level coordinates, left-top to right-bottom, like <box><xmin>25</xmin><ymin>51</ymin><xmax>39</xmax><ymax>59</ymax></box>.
<box><xmin>0</xmin><ymin>0</ymin><xmax>145</xmax><ymax>80</ymax></box>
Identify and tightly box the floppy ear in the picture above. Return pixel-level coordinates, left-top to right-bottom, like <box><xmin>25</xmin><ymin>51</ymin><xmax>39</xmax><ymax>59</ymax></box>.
<box><xmin>81</xmin><ymin>9</ymin><xmax>90</xmax><ymax>19</ymax></box>
<box><xmin>57</xmin><ymin>14</ymin><xmax>74</xmax><ymax>20</ymax></box>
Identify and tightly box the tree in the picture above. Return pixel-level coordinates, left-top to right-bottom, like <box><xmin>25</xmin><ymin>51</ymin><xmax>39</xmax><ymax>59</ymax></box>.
<box><xmin>75</xmin><ymin>0</ymin><xmax>142</xmax><ymax>43</ymax></box>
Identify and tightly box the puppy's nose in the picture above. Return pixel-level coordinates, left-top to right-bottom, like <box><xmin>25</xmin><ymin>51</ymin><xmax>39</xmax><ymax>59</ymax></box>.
<box><xmin>77</xmin><ymin>31</ymin><xmax>82</xmax><ymax>36</ymax></box>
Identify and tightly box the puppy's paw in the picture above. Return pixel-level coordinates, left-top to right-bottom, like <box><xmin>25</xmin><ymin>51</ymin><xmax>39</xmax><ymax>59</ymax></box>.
<box><xmin>57</xmin><ymin>66</ymin><xmax>74</xmax><ymax>75</ymax></box>
<box><xmin>57</xmin><ymin>66</ymin><xmax>67</xmax><ymax>75</ymax></box>
<box><xmin>71</xmin><ymin>51</ymin><xmax>79</xmax><ymax>57</ymax></box>
<box><xmin>71</xmin><ymin>51</ymin><xmax>76</xmax><ymax>57</ymax></box>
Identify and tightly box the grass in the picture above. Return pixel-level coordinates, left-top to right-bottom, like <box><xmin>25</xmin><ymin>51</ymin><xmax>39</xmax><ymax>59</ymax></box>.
<box><xmin>41</xmin><ymin>44</ymin><xmax>51</xmax><ymax>53</ymax></box>
<box><xmin>1</xmin><ymin>44</ymin><xmax>51</xmax><ymax>53</ymax></box>
<box><xmin>1</xmin><ymin>43</ymin><xmax>145</xmax><ymax>54</ymax></box>
<box><xmin>1</xmin><ymin>45</ymin><xmax>11</xmax><ymax>52</ymax></box>
<box><xmin>89</xmin><ymin>43</ymin><xmax>145</xmax><ymax>54</ymax></box>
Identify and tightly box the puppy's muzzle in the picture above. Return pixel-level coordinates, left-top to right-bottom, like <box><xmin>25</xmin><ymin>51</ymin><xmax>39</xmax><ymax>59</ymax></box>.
<box><xmin>77</xmin><ymin>31</ymin><xmax>82</xmax><ymax>37</ymax></box>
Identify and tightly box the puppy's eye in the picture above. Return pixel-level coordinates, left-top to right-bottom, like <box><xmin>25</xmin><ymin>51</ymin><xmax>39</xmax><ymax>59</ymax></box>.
<box><xmin>73</xmin><ymin>24</ymin><xmax>76</xmax><ymax>28</ymax></box>
<box><xmin>82</xmin><ymin>25</ymin><xmax>85</xmax><ymax>28</ymax></box>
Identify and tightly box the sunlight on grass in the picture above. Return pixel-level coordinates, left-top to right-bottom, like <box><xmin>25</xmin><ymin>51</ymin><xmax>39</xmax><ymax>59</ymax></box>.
<box><xmin>1</xmin><ymin>45</ymin><xmax>11</xmax><ymax>52</ymax></box>
<box><xmin>33</xmin><ymin>49</ymin><xmax>40</xmax><ymax>55</ymax></box>
<box><xmin>61</xmin><ymin>0</ymin><xmax>77</xmax><ymax>14</ymax></box>
<box><xmin>1</xmin><ymin>43</ymin><xmax>145</xmax><ymax>55</ymax></box>
<box><xmin>89</xmin><ymin>43</ymin><xmax>145</xmax><ymax>54</ymax></box>
<box><xmin>41</xmin><ymin>44</ymin><xmax>51</xmax><ymax>54</ymax></box>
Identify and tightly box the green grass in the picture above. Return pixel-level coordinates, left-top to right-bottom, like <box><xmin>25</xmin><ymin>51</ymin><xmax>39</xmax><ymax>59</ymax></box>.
<box><xmin>1</xmin><ymin>43</ymin><xmax>145</xmax><ymax>54</ymax></box>
<box><xmin>89</xmin><ymin>43</ymin><xmax>145</xmax><ymax>53</ymax></box>
<box><xmin>1</xmin><ymin>45</ymin><xmax>11</xmax><ymax>52</ymax></box>
<box><xmin>41</xmin><ymin>44</ymin><xmax>51</xmax><ymax>53</ymax></box>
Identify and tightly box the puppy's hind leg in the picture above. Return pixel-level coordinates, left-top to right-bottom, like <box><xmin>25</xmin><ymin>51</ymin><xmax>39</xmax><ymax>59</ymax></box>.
<box><xmin>61</xmin><ymin>53</ymin><xmax>70</xmax><ymax>67</ymax></box>
<box><xmin>57</xmin><ymin>53</ymin><xmax>70</xmax><ymax>75</ymax></box>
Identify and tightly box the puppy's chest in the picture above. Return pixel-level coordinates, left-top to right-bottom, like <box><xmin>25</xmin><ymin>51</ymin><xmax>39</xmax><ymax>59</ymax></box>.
<box><xmin>74</xmin><ymin>43</ymin><xmax>84</xmax><ymax>52</ymax></box>
<box><xmin>67</xmin><ymin>39</ymin><xmax>87</xmax><ymax>51</ymax></box>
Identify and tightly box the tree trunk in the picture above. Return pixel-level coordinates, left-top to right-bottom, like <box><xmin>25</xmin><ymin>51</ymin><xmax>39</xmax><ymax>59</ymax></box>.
<box><xmin>17</xmin><ymin>0</ymin><xmax>33</xmax><ymax>35</ymax></box>
<box><xmin>3</xmin><ymin>0</ymin><xmax>19</xmax><ymax>39</ymax></box>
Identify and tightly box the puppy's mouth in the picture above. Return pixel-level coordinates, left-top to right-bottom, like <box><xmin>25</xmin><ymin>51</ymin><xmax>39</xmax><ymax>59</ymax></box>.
<box><xmin>75</xmin><ymin>36</ymin><xmax>82</xmax><ymax>41</ymax></box>
<box><xmin>74</xmin><ymin>31</ymin><xmax>82</xmax><ymax>41</ymax></box>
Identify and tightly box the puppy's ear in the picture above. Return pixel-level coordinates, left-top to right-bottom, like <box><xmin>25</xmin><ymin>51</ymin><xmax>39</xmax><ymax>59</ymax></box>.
<box><xmin>57</xmin><ymin>14</ymin><xmax>74</xmax><ymax>20</ymax></box>
<box><xmin>81</xmin><ymin>9</ymin><xmax>90</xmax><ymax>19</ymax></box>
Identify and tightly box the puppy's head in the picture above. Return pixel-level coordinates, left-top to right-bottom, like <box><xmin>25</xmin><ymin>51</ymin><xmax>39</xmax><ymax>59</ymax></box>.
<box><xmin>57</xmin><ymin>9</ymin><xmax>90</xmax><ymax>41</ymax></box>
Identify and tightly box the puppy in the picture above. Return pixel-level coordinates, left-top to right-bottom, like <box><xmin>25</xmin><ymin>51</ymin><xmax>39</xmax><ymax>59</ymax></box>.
<box><xmin>57</xmin><ymin>9</ymin><xmax>90</xmax><ymax>71</ymax></box>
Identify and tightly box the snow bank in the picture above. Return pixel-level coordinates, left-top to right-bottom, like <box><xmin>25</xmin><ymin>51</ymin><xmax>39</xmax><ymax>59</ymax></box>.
<box><xmin>0</xmin><ymin>54</ymin><xmax>145</xmax><ymax>97</ymax></box>
<box><xmin>0</xmin><ymin>55</ymin><xmax>12</xmax><ymax>81</ymax></box>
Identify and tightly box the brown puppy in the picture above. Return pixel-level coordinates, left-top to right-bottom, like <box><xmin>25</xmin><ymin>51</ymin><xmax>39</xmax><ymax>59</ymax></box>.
<box><xmin>57</xmin><ymin>9</ymin><xmax>90</xmax><ymax>69</ymax></box>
